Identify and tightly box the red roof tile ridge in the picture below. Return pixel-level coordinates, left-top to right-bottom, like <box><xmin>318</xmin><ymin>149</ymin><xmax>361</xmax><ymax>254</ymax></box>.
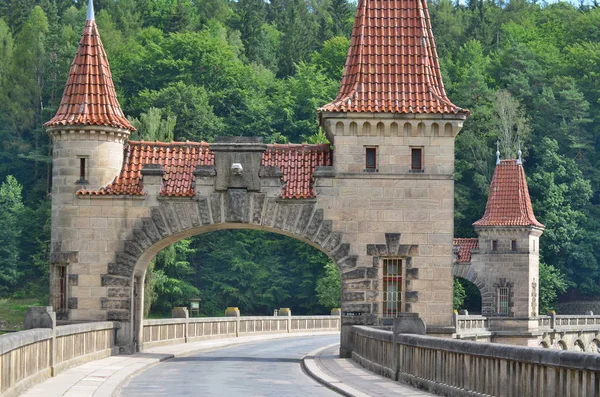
<box><xmin>129</xmin><ymin>140</ymin><xmax>211</xmax><ymax>147</ymax></box>
<box><xmin>44</xmin><ymin>19</ymin><xmax>135</xmax><ymax>131</ymax></box>
<box><xmin>453</xmin><ymin>238</ymin><xmax>479</xmax><ymax>263</ymax></box>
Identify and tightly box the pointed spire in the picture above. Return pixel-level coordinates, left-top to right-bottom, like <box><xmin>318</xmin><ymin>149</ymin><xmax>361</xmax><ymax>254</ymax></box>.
<box><xmin>473</xmin><ymin>160</ymin><xmax>544</xmax><ymax>228</ymax></box>
<box><xmin>44</xmin><ymin>6</ymin><xmax>135</xmax><ymax>132</ymax></box>
<box><xmin>496</xmin><ymin>141</ymin><xmax>501</xmax><ymax>165</ymax></box>
<box><xmin>87</xmin><ymin>0</ymin><xmax>95</xmax><ymax>21</ymax></box>
<box><xmin>319</xmin><ymin>0</ymin><xmax>468</xmax><ymax>116</ymax></box>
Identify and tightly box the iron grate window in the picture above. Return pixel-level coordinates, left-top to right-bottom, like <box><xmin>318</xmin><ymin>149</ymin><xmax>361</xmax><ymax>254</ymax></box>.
<box><xmin>497</xmin><ymin>286</ymin><xmax>509</xmax><ymax>315</ymax></box>
<box><xmin>366</xmin><ymin>147</ymin><xmax>377</xmax><ymax>169</ymax></box>
<box><xmin>57</xmin><ymin>266</ymin><xmax>67</xmax><ymax>311</ymax></box>
<box><xmin>383</xmin><ymin>258</ymin><xmax>402</xmax><ymax>318</ymax></box>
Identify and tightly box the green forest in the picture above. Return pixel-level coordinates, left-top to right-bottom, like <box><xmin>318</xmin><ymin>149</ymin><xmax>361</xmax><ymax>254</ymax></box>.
<box><xmin>0</xmin><ymin>0</ymin><xmax>598</xmax><ymax>321</ymax></box>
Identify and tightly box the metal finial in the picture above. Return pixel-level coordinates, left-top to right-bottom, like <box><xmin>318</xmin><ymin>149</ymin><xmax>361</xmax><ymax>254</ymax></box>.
<box><xmin>496</xmin><ymin>141</ymin><xmax>500</xmax><ymax>165</ymax></box>
<box><xmin>87</xmin><ymin>0</ymin><xmax>95</xmax><ymax>21</ymax></box>
<box><xmin>517</xmin><ymin>141</ymin><xmax>522</xmax><ymax>165</ymax></box>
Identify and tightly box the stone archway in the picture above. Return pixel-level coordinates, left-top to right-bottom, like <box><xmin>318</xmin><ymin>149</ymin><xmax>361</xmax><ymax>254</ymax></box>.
<box><xmin>101</xmin><ymin>196</ymin><xmax>356</xmax><ymax>350</ymax></box>
<box><xmin>452</xmin><ymin>266</ymin><xmax>491</xmax><ymax>315</ymax></box>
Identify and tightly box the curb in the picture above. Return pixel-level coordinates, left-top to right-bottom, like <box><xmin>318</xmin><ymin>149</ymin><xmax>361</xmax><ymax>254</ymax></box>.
<box><xmin>301</xmin><ymin>344</ymin><xmax>371</xmax><ymax>397</ymax></box>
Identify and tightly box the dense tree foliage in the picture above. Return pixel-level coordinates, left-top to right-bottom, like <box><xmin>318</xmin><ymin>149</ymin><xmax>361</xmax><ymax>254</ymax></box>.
<box><xmin>0</xmin><ymin>0</ymin><xmax>598</xmax><ymax>314</ymax></box>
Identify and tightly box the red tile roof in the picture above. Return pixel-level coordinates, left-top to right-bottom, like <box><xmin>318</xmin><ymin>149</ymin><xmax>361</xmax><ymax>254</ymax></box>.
<box><xmin>77</xmin><ymin>141</ymin><xmax>332</xmax><ymax>199</ymax></box>
<box><xmin>44</xmin><ymin>19</ymin><xmax>135</xmax><ymax>131</ymax></box>
<box><xmin>453</xmin><ymin>238</ymin><xmax>478</xmax><ymax>263</ymax></box>
<box><xmin>262</xmin><ymin>144</ymin><xmax>332</xmax><ymax>199</ymax></box>
<box><xmin>473</xmin><ymin>160</ymin><xmax>544</xmax><ymax>228</ymax></box>
<box><xmin>319</xmin><ymin>0</ymin><xmax>468</xmax><ymax>115</ymax></box>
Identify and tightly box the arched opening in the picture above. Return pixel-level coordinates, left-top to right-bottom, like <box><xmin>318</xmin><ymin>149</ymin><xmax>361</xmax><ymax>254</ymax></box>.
<box><xmin>142</xmin><ymin>229</ymin><xmax>339</xmax><ymax>318</ymax></box>
<box><xmin>453</xmin><ymin>277</ymin><xmax>482</xmax><ymax>314</ymax></box>
<box><xmin>539</xmin><ymin>341</ymin><xmax>550</xmax><ymax>349</ymax></box>
<box><xmin>574</xmin><ymin>340</ymin><xmax>585</xmax><ymax>352</ymax></box>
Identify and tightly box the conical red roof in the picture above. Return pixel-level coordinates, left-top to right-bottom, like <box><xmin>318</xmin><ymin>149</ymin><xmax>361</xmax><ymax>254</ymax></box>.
<box><xmin>473</xmin><ymin>160</ymin><xmax>544</xmax><ymax>228</ymax></box>
<box><xmin>44</xmin><ymin>18</ymin><xmax>134</xmax><ymax>131</ymax></box>
<box><xmin>319</xmin><ymin>0</ymin><xmax>468</xmax><ymax>115</ymax></box>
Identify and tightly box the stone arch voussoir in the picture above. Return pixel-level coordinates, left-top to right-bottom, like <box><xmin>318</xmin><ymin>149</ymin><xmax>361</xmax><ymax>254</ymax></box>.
<box><xmin>102</xmin><ymin>192</ymin><xmax>350</xmax><ymax>321</ymax></box>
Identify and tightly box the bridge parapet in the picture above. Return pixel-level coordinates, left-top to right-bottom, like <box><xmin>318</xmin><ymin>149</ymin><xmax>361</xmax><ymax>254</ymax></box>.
<box><xmin>351</xmin><ymin>325</ymin><xmax>600</xmax><ymax>397</ymax></box>
<box><xmin>0</xmin><ymin>321</ymin><xmax>118</xmax><ymax>397</ymax></box>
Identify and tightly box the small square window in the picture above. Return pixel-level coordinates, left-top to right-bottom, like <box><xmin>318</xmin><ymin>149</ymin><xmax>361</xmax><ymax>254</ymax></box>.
<box><xmin>511</xmin><ymin>240</ymin><xmax>517</xmax><ymax>251</ymax></box>
<box><xmin>365</xmin><ymin>147</ymin><xmax>377</xmax><ymax>169</ymax></box>
<box><xmin>411</xmin><ymin>147</ymin><xmax>423</xmax><ymax>171</ymax></box>
<box><xmin>491</xmin><ymin>240</ymin><xmax>498</xmax><ymax>251</ymax></box>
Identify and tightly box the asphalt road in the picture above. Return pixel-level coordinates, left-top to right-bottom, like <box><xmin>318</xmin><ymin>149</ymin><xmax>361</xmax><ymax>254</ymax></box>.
<box><xmin>119</xmin><ymin>335</ymin><xmax>341</xmax><ymax>396</ymax></box>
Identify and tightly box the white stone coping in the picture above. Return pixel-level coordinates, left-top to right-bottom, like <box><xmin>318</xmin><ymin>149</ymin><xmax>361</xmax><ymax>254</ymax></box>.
<box><xmin>0</xmin><ymin>328</ymin><xmax>53</xmax><ymax>355</ymax></box>
<box><xmin>143</xmin><ymin>315</ymin><xmax>340</xmax><ymax>326</ymax></box>
<box><xmin>55</xmin><ymin>321</ymin><xmax>119</xmax><ymax>337</ymax></box>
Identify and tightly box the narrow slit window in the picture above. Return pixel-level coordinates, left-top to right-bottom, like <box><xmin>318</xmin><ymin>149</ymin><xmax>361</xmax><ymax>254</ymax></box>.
<box><xmin>411</xmin><ymin>147</ymin><xmax>423</xmax><ymax>170</ymax></box>
<box><xmin>491</xmin><ymin>240</ymin><xmax>498</xmax><ymax>251</ymax></box>
<box><xmin>511</xmin><ymin>240</ymin><xmax>517</xmax><ymax>251</ymax></box>
<box><xmin>57</xmin><ymin>266</ymin><xmax>67</xmax><ymax>311</ymax></box>
<box><xmin>366</xmin><ymin>147</ymin><xmax>377</xmax><ymax>169</ymax></box>
<box><xmin>79</xmin><ymin>158</ymin><xmax>86</xmax><ymax>181</ymax></box>
<box><xmin>497</xmin><ymin>287</ymin><xmax>509</xmax><ymax>315</ymax></box>
<box><xmin>383</xmin><ymin>258</ymin><xmax>402</xmax><ymax>318</ymax></box>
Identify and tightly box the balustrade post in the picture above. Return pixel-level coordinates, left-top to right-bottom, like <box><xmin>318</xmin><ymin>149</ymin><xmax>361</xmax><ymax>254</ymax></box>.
<box><xmin>25</xmin><ymin>306</ymin><xmax>57</xmax><ymax>375</ymax></box>
<box><xmin>279</xmin><ymin>308</ymin><xmax>292</xmax><ymax>333</ymax></box>
<box><xmin>172</xmin><ymin>307</ymin><xmax>189</xmax><ymax>343</ymax></box>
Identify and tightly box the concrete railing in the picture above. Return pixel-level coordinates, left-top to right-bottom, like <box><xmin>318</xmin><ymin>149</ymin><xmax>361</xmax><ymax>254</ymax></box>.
<box><xmin>142</xmin><ymin>315</ymin><xmax>341</xmax><ymax>348</ymax></box>
<box><xmin>538</xmin><ymin>314</ymin><xmax>600</xmax><ymax>331</ymax></box>
<box><xmin>351</xmin><ymin>325</ymin><xmax>600</xmax><ymax>397</ymax></box>
<box><xmin>454</xmin><ymin>314</ymin><xmax>489</xmax><ymax>334</ymax></box>
<box><xmin>0</xmin><ymin>321</ymin><xmax>118</xmax><ymax>397</ymax></box>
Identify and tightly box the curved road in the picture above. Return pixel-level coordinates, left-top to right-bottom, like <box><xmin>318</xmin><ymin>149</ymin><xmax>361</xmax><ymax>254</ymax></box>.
<box><xmin>119</xmin><ymin>335</ymin><xmax>340</xmax><ymax>396</ymax></box>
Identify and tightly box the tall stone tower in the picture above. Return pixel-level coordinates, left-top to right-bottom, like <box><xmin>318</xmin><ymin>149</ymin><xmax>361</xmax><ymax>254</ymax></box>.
<box><xmin>318</xmin><ymin>0</ymin><xmax>469</xmax><ymax>329</ymax></box>
<box><xmin>471</xmin><ymin>156</ymin><xmax>544</xmax><ymax>341</ymax></box>
<box><xmin>43</xmin><ymin>0</ymin><xmax>135</xmax><ymax>318</ymax></box>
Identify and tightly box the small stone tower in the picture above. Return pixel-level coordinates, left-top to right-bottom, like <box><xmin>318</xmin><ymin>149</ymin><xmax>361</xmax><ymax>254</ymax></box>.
<box><xmin>318</xmin><ymin>0</ymin><xmax>469</xmax><ymax>328</ymax></box>
<box><xmin>44</xmin><ymin>0</ymin><xmax>135</xmax><ymax>318</ymax></box>
<box><xmin>470</xmin><ymin>156</ymin><xmax>544</xmax><ymax>338</ymax></box>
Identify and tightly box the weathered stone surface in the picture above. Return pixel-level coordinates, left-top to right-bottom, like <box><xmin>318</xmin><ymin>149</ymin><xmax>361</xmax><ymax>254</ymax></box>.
<box><xmin>366</xmin><ymin>268</ymin><xmax>378</xmax><ymax>278</ymax></box>
<box><xmin>142</xmin><ymin>219</ymin><xmax>160</xmax><ymax>243</ymax></box>
<box><xmin>225</xmin><ymin>189</ymin><xmax>249</xmax><ymax>223</ymax></box>
<box><xmin>341</xmin><ymin>303</ymin><xmax>371</xmax><ymax>312</ymax></box>
<box><xmin>251</xmin><ymin>193</ymin><xmax>266</xmax><ymax>224</ymax></box>
<box><xmin>210</xmin><ymin>193</ymin><xmax>223</xmax><ymax>223</ymax></box>
<box><xmin>50</xmin><ymin>251</ymin><xmax>78</xmax><ymax>265</ymax></box>
<box><xmin>68</xmin><ymin>274</ymin><xmax>78</xmax><ymax>286</ymax></box>
<box><xmin>274</xmin><ymin>204</ymin><xmax>289</xmax><ymax>229</ymax></box>
<box><xmin>338</xmin><ymin>256</ymin><xmax>358</xmax><ymax>270</ymax></box>
<box><xmin>315</xmin><ymin>220</ymin><xmax>333</xmax><ymax>244</ymax></box>
<box><xmin>161</xmin><ymin>203</ymin><xmax>182</xmax><ymax>232</ymax></box>
<box><xmin>185</xmin><ymin>202</ymin><xmax>201</xmax><ymax>227</ymax></box>
<box><xmin>68</xmin><ymin>297</ymin><xmax>78</xmax><ymax>309</ymax></box>
<box><xmin>262</xmin><ymin>198</ymin><xmax>277</xmax><ymax>226</ymax></box>
<box><xmin>151</xmin><ymin>208</ymin><xmax>171</xmax><ymax>237</ymax></box>
<box><xmin>197</xmin><ymin>197</ymin><xmax>211</xmax><ymax>225</ymax></box>
<box><xmin>101</xmin><ymin>275</ymin><xmax>131</xmax><ymax>287</ymax></box>
<box><xmin>304</xmin><ymin>209</ymin><xmax>323</xmax><ymax>239</ymax></box>
<box><xmin>406</xmin><ymin>291</ymin><xmax>419</xmax><ymax>303</ymax></box>
<box><xmin>323</xmin><ymin>232</ymin><xmax>342</xmax><ymax>253</ymax></box>
<box><xmin>406</xmin><ymin>268</ymin><xmax>419</xmax><ymax>280</ymax></box>
<box><xmin>116</xmin><ymin>252</ymin><xmax>137</xmax><ymax>268</ymax></box>
<box><xmin>24</xmin><ymin>307</ymin><xmax>56</xmax><ymax>330</ymax></box>
<box><xmin>295</xmin><ymin>204</ymin><xmax>314</xmax><ymax>234</ymax></box>
<box><xmin>174</xmin><ymin>203</ymin><xmax>192</xmax><ymax>229</ymax></box>
<box><xmin>366</xmin><ymin>245</ymin><xmax>378</xmax><ymax>256</ymax></box>
<box><xmin>342</xmin><ymin>268</ymin><xmax>366</xmax><ymax>280</ymax></box>
<box><xmin>108</xmin><ymin>262</ymin><xmax>134</xmax><ymax>277</ymax></box>
<box><xmin>393</xmin><ymin>313</ymin><xmax>426</xmax><ymax>334</ymax></box>
<box><xmin>107</xmin><ymin>310</ymin><xmax>130</xmax><ymax>321</ymax></box>
<box><xmin>124</xmin><ymin>240</ymin><xmax>143</xmax><ymax>257</ymax></box>
<box><xmin>333</xmin><ymin>244</ymin><xmax>350</xmax><ymax>261</ymax></box>
<box><xmin>343</xmin><ymin>280</ymin><xmax>371</xmax><ymax>289</ymax></box>
<box><xmin>108</xmin><ymin>287</ymin><xmax>130</xmax><ymax>298</ymax></box>
<box><xmin>343</xmin><ymin>292</ymin><xmax>365</xmax><ymax>302</ymax></box>
<box><xmin>101</xmin><ymin>298</ymin><xmax>131</xmax><ymax>310</ymax></box>
<box><xmin>283</xmin><ymin>204</ymin><xmax>301</xmax><ymax>232</ymax></box>
<box><xmin>375</xmin><ymin>244</ymin><xmax>387</xmax><ymax>255</ymax></box>
<box><xmin>385</xmin><ymin>233</ymin><xmax>401</xmax><ymax>255</ymax></box>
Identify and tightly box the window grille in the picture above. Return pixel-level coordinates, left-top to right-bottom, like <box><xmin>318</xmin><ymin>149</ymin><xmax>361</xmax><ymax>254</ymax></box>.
<box><xmin>411</xmin><ymin>148</ymin><xmax>423</xmax><ymax>170</ymax></box>
<box><xmin>383</xmin><ymin>258</ymin><xmax>402</xmax><ymax>317</ymax></box>
<box><xmin>497</xmin><ymin>286</ymin><xmax>509</xmax><ymax>315</ymax></box>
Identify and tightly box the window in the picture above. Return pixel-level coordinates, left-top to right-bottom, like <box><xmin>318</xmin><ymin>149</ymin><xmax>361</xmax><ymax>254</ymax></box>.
<box><xmin>491</xmin><ymin>240</ymin><xmax>498</xmax><ymax>251</ymax></box>
<box><xmin>497</xmin><ymin>287</ymin><xmax>509</xmax><ymax>315</ymax></box>
<box><xmin>411</xmin><ymin>147</ymin><xmax>423</xmax><ymax>171</ymax></box>
<box><xmin>78</xmin><ymin>157</ymin><xmax>87</xmax><ymax>182</ymax></box>
<box><xmin>57</xmin><ymin>266</ymin><xmax>67</xmax><ymax>311</ymax></box>
<box><xmin>511</xmin><ymin>240</ymin><xmax>517</xmax><ymax>251</ymax></box>
<box><xmin>383</xmin><ymin>258</ymin><xmax>402</xmax><ymax>317</ymax></box>
<box><xmin>365</xmin><ymin>147</ymin><xmax>377</xmax><ymax>170</ymax></box>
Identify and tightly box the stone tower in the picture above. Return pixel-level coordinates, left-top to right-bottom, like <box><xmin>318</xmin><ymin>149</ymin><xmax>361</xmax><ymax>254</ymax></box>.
<box><xmin>318</xmin><ymin>0</ymin><xmax>469</xmax><ymax>329</ymax></box>
<box><xmin>454</xmin><ymin>154</ymin><xmax>544</xmax><ymax>343</ymax></box>
<box><xmin>43</xmin><ymin>0</ymin><xmax>135</xmax><ymax>318</ymax></box>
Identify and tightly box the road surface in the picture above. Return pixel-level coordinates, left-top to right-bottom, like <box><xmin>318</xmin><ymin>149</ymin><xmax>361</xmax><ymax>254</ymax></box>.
<box><xmin>119</xmin><ymin>334</ymin><xmax>340</xmax><ymax>396</ymax></box>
